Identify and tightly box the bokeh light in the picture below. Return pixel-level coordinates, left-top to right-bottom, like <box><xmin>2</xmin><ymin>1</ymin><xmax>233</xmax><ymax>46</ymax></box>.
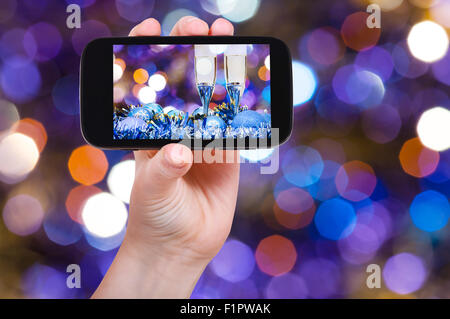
<box><xmin>410</xmin><ymin>190</ymin><xmax>449</xmax><ymax>232</ymax></box>
<box><xmin>307</xmin><ymin>27</ymin><xmax>345</xmax><ymax>66</ymax></box>
<box><xmin>383</xmin><ymin>253</ymin><xmax>427</xmax><ymax>295</ymax></box>
<box><xmin>370</xmin><ymin>0</ymin><xmax>403</xmax><ymax>11</ymax></box>
<box><xmin>115</xmin><ymin>0</ymin><xmax>155</xmax><ymax>22</ymax></box>
<box><xmin>0</xmin><ymin>98</ymin><xmax>19</xmax><ymax>137</ymax></box>
<box><xmin>341</xmin><ymin>12</ymin><xmax>381</xmax><ymax>51</ymax></box>
<box><xmin>218</xmin><ymin>0</ymin><xmax>260</xmax><ymax>23</ymax></box>
<box><xmin>0</xmin><ymin>133</ymin><xmax>39</xmax><ymax>184</ymax></box>
<box><xmin>138</xmin><ymin>86</ymin><xmax>157</xmax><ymax>103</ymax></box>
<box><xmin>255</xmin><ymin>235</ymin><xmax>297</xmax><ymax>276</ymax></box>
<box><xmin>281</xmin><ymin>146</ymin><xmax>324</xmax><ymax>187</ymax></box>
<box><xmin>148</xmin><ymin>73</ymin><xmax>167</xmax><ymax>91</ymax></box>
<box><xmin>392</xmin><ymin>41</ymin><xmax>429</xmax><ymax>79</ymax></box>
<box><xmin>0</xmin><ymin>58</ymin><xmax>41</xmax><ymax>103</ymax></box>
<box><xmin>107</xmin><ymin>160</ymin><xmax>135</xmax><ymax>204</ymax></box>
<box><xmin>43</xmin><ymin>211</ymin><xmax>82</xmax><ymax>246</ymax></box>
<box><xmin>133</xmin><ymin>68</ymin><xmax>148</xmax><ymax>84</ymax></box>
<box><xmin>407</xmin><ymin>20</ymin><xmax>449</xmax><ymax>63</ymax></box>
<box><xmin>335</xmin><ymin>161</ymin><xmax>377</xmax><ymax>202</ymax></box>
<box><xmin>81</xmin><ymin>192</ymin><xmax>128</xmax><ymax>238</ymax></box>
<box><xmin>68</xmin><ymin>145</ymin><xmax>109</xmax><ymax>185</ymax></box>
<box><xmin>2</xmin><ymin>194</ymin><xmax>44</xmax><ymax>236</ymax></box>
<box><xmin>24</xmin><ymin>22</ymin><xmax>62</xmax><ymax>61</ymax></box>
<box><xmin>292</xmin><ymin>61</ymin><xmax>317</xmax><ymax>107</ymax></box>
<box><xmin>210</xmin><ymin>239</ymin><xmax>255</xmax><ymax>282</ymax></box>
<box><xmin>298</xmin><ymin>258</ymin><xmax>340</xmax><ymax>298</ymax></box>
<box><xmin>416</xmin><ymin>107</ymin><xmax>450</xmax><ymax>152</ymax></box>
<box><xmin>314</xmin><ymin>198</ymin><xmax>356</xmax><ymax>240</ymax></box>
<box><xmin>65</xmin><ymin>185</ymin><xmax>102</xmax><ymax>224</ymax></box>
<box><xmin>362</xmin><ymin>104</ymin><xmax>402</xmax><ymax>144</ymax></box>
<box><xmin>22</xmin><ymin>264</ymin><xmax>77</xmax><ymax>299</ymax></box>
<box><xmin>399</xmin><ymin>138</ymin><xmax>440</xmax><ymax>178</ymax></box>
<box><xmin>332</xmin><ymin>65</ymin><xmax>385</xmax><ymax>108</ymax></box>
<box><xmin>12</xmin><ymin>118</ymin><xmax>47</xmax><ymax>152</ymax></box>
<box><xmin>430</xmin><ymin>0</ymin><xmax>450</xmax><ymax>28</ymax></box>
<box><xmin>274</xmin><ymin>198</ymin><xmax>316</xmax><ymax>230</ymax></box>
<box><xmin>264</xmin><ymin>273</ymin><xmax>308</xmax><ymax>299</ymax></box>
<box><xmin>355</xmin><ymin>46</ymin><xmax>394</xmax><ymax>81</ymax></box>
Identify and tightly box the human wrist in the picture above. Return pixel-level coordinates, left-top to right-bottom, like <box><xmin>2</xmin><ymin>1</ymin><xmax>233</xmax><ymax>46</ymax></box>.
<box><xmin>92</xmin><ymin>234</ymin><xmax>208</xmax><ymax>299</ymax></box>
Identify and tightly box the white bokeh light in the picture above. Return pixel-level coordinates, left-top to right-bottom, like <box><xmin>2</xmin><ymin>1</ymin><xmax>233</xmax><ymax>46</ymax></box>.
<box><xmin>0</xmin><ymin>133</ymin><xmax>39</xmax><ymax>184</ymax></box>
<box><xmin>107</xmin><ymin>160</ymin><xmax>135</xmax><ymax>204</ymax></box>
<box><xmin>370</xmin><ymin>0</ymin><xmax>403</xmax><ymax>11</ymax></box>
<box><xmin>264</xmin><ymin>55</ymin><xmax>270</xmax><ymax>70</ymax></box>
<box><xmin>417</xmin><ymin>106</ymin><xmax>450</xmax><ymax>152</ymax></box>
<box><xmin>148</xmin><ymin>73</ymin><xmax>167</xmax><ymax>91</ymax></box>
<box><xmin>218</xmin><ymin>0</ymin><xmax>260</xmax><ymax>23</ymax></box>
<box><xmin>138</xmin><ymin>86</ymin><xmax>156</xmax><ymax>103</ymax></box>
<box><xmin>82</xmin><ymin>192</ymin><xmax>128</xmax><ymax>238</ymax></box>
<box><xmin>113</xmin><ymin>63</ymin><xmax>123</xmax><ymax>82</ymax></box>
<box><xmin>292</xmin><ymin>61</ymin><xmax>317</xmax><ymax>107</ymax></box>
<box><xmin>407</xmin><ymin>20</ymin><xmax>449</xmax><ymax>63</ymax></box>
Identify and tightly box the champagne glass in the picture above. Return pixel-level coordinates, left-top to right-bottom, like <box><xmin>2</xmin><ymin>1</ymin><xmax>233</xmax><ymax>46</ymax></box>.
<box><xmin>195</xmin><ymin>45</ymin><xmax>217</xmax><ymax>115</ymax></box>
<box><xmin>225</xmin><ymin>45</ymin><xmax>247</xmax><ymax>115</ymax></box>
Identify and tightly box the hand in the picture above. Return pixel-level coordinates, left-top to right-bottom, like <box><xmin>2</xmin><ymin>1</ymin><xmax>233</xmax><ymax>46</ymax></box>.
<box><xmin>92</xmin><ymin>17</ymin><xmax>239</xmax><ymax>299</ymax></box>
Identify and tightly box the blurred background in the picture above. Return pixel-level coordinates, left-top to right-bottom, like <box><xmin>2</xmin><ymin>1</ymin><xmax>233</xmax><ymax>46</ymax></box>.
<box><xmin>0</xmin><ymin>0</ymin><xmax>449</xmax><ymax>298</ymax></box>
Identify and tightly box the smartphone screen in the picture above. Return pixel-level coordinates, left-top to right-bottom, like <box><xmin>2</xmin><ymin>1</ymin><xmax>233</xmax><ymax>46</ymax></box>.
<box><xmin>112</xmin><ymin>44</ymin><xmax>271</xmax><ymax>140</ymax></box>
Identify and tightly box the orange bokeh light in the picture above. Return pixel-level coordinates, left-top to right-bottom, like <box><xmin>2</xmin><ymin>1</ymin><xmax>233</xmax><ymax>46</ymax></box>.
<box><xmin>12</xmin><ymin>118</ymin><xmax>47</xmax><ymax>152</ymax></box>
<box><xmin>65</xmin><ymin>185</ymin><xmax>102</xmax><ymax>224</ymax></box>
<box><xmin>133</xmin><ymin>68</ymin><xmax>149</xmax><ymax>84</ymax></box>
<box><xmin>255</xmin><ymin>235</ymin><xmax>297</xmax><ymax>276</ymax></box>
<box><xmin>399</xmin><ymin>137</ymin><xmax>440</xmax><ymax>178</ymax></box>
<box><xmin>258</xmin><ymin>66</ymin><xmax>270</xmax><ymax>81</ymax></box>
<box><xmin>341</xmin><ymin>12</ymin><xmax>381</xmax><ymax>51</ymax></box>
<box><xmin>68</xmin><ymin>145</ymin><xmax>108</xmax><ymax>185</ymax></box>
<box><xmin>274</xmin><ymin>201</ymin><xmax>315</xmax><ymax>230</ymax></box>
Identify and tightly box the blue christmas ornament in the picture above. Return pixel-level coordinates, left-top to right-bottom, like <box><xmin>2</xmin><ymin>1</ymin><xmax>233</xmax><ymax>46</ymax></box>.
<box><xmin>128</xmin><ymin>106</ymin><xmax>152</xmax><ymax>121</ymax></box>
<box><xmin>167</xmin><ymin>109</ymin><xmax>183</xmax><ymax>118</ymax></box>
<box><xmin>231</xmin><ymin>110</ymin><xmax>265</xmax><ymax>129</ymax></box>
<box><xmin>192</xmin><ymin>106</ymin><xmax>206</xmax><ymax>117</ymax></box>
<box><xmin>262</xmin><ymin>112</ymin><xmax>271</xmax><ymax>127</ymax></box>
<box><xmin>114</xmin><ymin>117</ymin><xmax>148</xmax><ymax>139</ymax></box>
<box><xmin>142</xmin><ymin>103</ymin><xmax>163</xmax><ymax>116</ymax></box>
<box><xmin>204</xmin><ymin>116</ymin><xmax>226</xmax><ymax>137</ymax></box>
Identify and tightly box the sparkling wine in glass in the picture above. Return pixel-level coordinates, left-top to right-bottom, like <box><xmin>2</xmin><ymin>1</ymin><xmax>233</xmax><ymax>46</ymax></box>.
<box><xmin>225</xmin><ymin>45</ymin><xmax>247</xmax><ymax>115</ymax></box>
<box><xmin>195</xmin><ymin>45</ymin><xmax>217</xmax><ymax>115</ymax></box>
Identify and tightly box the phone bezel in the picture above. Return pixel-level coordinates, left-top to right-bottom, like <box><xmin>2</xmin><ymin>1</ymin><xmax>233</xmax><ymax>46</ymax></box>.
<box><xmin>80</xmin><ymin>36</ymin><xmax>292</xmax><ymax>149</ymax></box>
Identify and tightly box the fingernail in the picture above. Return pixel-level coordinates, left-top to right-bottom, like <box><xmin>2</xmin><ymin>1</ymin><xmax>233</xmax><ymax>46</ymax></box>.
<box><xmin>166</xmin><ymin>145</ymin><xmax>186</xmax><ymax>167</ymax></box>
<box><xmin>186</xmin><ymin>16</ymin><xmax>198</xmax><ymax>23</ymax></box>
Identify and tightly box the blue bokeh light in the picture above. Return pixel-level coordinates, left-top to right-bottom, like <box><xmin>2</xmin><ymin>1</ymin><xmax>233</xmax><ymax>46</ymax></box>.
<box><xmin>210</xmin><ymin>239</ymin><xmax>255</xmax><ymax>283</ymax></box>
<box><xmin>282</xmin><ymin>146</ymin><xmax>324</xmax><ymax>187</ymax></box>
<box><xmin>410</xmin><ymin>190</ymin><xmax>449</xmax><ymax>232</ymax></box>
<box><xmin>314</xmin><ymin>198</ymin><xmax>356</xmax><ymax>240</ymax></box>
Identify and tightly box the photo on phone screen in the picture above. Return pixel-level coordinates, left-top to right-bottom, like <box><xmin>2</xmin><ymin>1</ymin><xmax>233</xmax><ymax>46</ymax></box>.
<box><xmin>112</xmin><ymin>44</ymin><xmax>271</xmax><ymax>140</ymax></box>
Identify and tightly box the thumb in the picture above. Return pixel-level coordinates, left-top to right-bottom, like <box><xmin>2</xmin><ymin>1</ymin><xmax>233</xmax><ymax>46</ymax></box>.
<box><xmin>134</xmin><ymin>144</ymin><xmax>193</xmax><ymax>194</ymax></box>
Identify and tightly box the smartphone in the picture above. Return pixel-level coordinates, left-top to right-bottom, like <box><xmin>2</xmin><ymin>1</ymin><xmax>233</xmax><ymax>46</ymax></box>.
<box><xmin>80</xmin><ymin>36</ymin><xmax>292</xmax><ymax>149</ymax></box>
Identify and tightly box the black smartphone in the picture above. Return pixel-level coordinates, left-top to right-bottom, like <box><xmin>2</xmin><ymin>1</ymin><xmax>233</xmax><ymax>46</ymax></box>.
<box><xmin>80</xmin><ymin>36</ymin><xmax>292</xmax><ymax>149</ymax></box>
